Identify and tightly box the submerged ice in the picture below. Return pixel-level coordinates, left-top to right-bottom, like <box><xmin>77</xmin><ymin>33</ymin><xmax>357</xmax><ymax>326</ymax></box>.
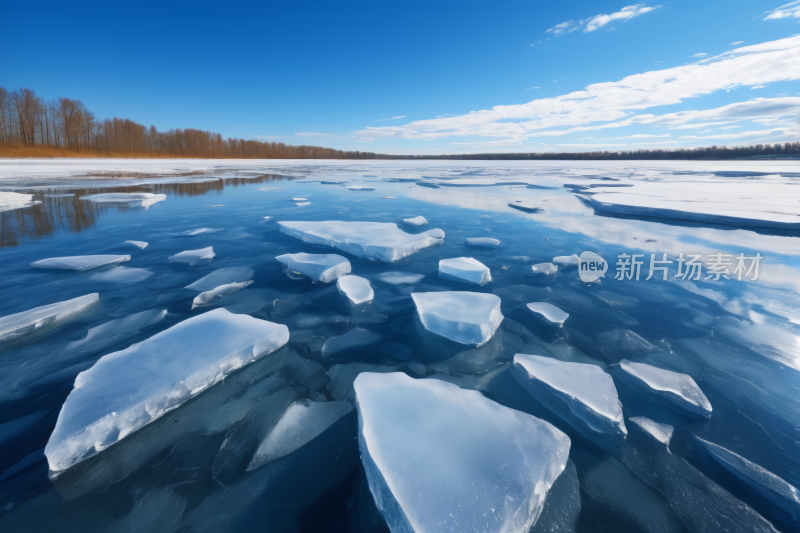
<box><xmin>31</xmin><ymin>255</ymin><xmax>130</xmax><ymax>271</ymax></box>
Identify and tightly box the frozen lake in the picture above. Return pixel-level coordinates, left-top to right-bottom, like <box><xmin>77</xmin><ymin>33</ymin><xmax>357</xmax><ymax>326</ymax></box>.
<box><xmin>0</xmin><ymin>159</ymin><xmax>799</xmax><ymax>532</ymax></box>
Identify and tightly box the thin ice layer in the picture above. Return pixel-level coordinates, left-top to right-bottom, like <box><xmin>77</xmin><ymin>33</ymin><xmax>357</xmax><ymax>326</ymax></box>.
<box><xmin>0</xmin><ymin>192</ymin><xmax>40</xmax><ymax>212</ymax></box>
<box><xmin>45</xmin><ymin>308</ymin><xmax>290</xmax><ymax>473</ymax></box>
<box><xmin>31</xmin><ymin>255</ymin><xmax>131</xmax><ymax>271</ymax></box>
<box><xmin>513</xmin><ymin>354</ymin><xmax>627</xmax><ymax>437</ymax></box>
<box><xmin>185</xmin><ymin>267</ymin><xmax>254</xmax><ymax>292</ymax></box>
<box><xmin>123</xmin><ymin>241</ymin><xmax>148</xmax><ymax>249</ymax></box>
<box><xmin>412</xmin><ymin>291</ymin><xmax>503</xmax><ymax>346</ymax></box>
<box><xmin>629</xmin><ymin>416</ymin><xmax>673</xmax><ymax>446</ymax></box>
<box><xmin>0</xmin><ymin>294</ymin><xmax>99</xmax><ymax>344</ymax></box>
<box><xmin>277</xmin><ymin>221</ymin><xmax>445</xmax><ymax>261</ymax></box>
<box><xmin>337</xmin><ymin>275</ymin><xmax>374</xmax><ymax>305</ymax></box>
<box><xmin>275</xmin><ymin>253</ymin><xmax>351</xmax><ymax>283</ymax></box>
<box><xmin>439</xmin><ymin>257</ymin><xmax>492</xmax><ymax>285</ymax></box>
<box><xmin>466</xmin><ymin>237</ymin><xmax>500</xmax><ymax>247</ymax></box>
<box><xmin>169</xmin><ymin>247</ymin><xmax>215</xmax><ymax>265</ymax></box>
<box><xmin>619</xmin><ymin>360</ymin><xmax>712</xmax><ymax>416</ymax></box>
<box><xmin>192</xmin><ymin>281</ymin><xmax>254</xmax><ymax>309</ymax></box>
<box><xmin>354</xmin><ymin>372</ymin><xmax>571</xmax><ymax>533</ymax></box>
<box><xmin>526</xmin><ymin>302</ymin><xmax>569</xmax><ymax>327</ymax></box>
<box><xmin>81</xmin><ymin>193</ymin><xmax>166</xmax><ymax>209</ymax></box>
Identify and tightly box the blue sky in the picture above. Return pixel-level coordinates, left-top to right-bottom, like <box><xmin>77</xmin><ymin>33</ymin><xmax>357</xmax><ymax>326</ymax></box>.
<box><xmin>2</xmin><ymin>0</ymin><xmax>799</xmax><ymax>154</ymax></box>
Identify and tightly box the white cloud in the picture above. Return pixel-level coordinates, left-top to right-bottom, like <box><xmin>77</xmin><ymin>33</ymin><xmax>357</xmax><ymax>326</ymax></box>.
<box><xmin>691</xmin><ymin>52</ymin><xmax>707</xmax><ymax>57</ymax></box>
<box><xmin>730</xmin><ymin>41</ymin><xmax>744</xmax><ymax>45</ymax></box>
<box><xmin>679</xmin><ymin>128</ymin><xmax>786</xmax><ymax>140</ymax></box>
<box><xmin>720</xmin><ymin>125</ymin><xmax>742</xmax><ymax>130</ymax></box>
<box><xmin>600</xmin><ymin>133</ymin><xmax>673</xmax><ymax>140</ymax></box>
<box><xmin>353</xmin><ymin>37</ymin><xmax>800</xmax><ymax>143</ymax></box>
<box><xmin>751</xmin><ymin>84</ymin><xmax>767</xmax><ymax>89</ymax></box>
<box><xmin>525</xmin><ymin>87</ymin><xmax>542</xmax><ymax>90</ymax></box>
<box><xmin>762</xmin><ymin>1</ymin><xmax>800</xmax><ymax>20</ymax></box>
<box><xmin>378</xmin><ymin>116</ymin><xmax>406</xmax><ymax>121</ymax></box>
<box><xmin>545</xmin><ymin>4</ymin><xmax>660</xmax><ymax>36</ymax></box>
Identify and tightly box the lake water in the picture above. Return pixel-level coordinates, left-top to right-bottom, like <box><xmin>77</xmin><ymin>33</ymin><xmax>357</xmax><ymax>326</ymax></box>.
<box><xmin>1</xmin><ymin>159</ymin><xmax>798</xmax><ymax>532</ymax></box>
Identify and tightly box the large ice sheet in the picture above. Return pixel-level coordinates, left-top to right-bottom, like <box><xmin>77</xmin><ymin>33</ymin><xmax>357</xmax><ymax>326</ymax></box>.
<box><xmin>513</xmin><ymin>354</ymin><xmax>627</xmax><ymax>438</ymax></box>
<box><xmin>337</xmin><ymin>275</ymin><xmax>374</xmax><ymax>305</ymax></box>
<box><xmin>0</xmin><ymin>294</ymin><xmax>99</xmax><ymax>344</ymax></box>
<box><xmin>618</xmin><ymin>360</ymin><xmax>712</xmax><ymax>416</ymax></box>
<box><xmin>277</xmin><ymin>221</ymin><xmax>445</xmax><ymax>261</ymax></box>
<box><xmin>438</xmin><ymin>257</ymin><xmax>492</xmax><ymax>285</ymax></box>
<box><xmin>45</xmin><ymin>308</ymin><xmax>290</xmax><ymax>474</ymax></box>
<box><xmin>275</xmin><ymin>252</ymin><xmax>351</xmax><ymax>283</ymax></box>
<box><xmin>0</xmin><ymin>191</ymin><xmax>40</xmax><ymax>212</ymax></box>
<box><xmin>412</xmin><ymin>291</ymin><xmax>503</xmax><ymax>346</ymax></box>
<box><xmin>31</xmin><ymin>255</ymin><xmax>130</xmax><ymax>271</ymax></box>
<box><xmin>354</xmin><ymin>372</ymin><xmax>571</xmax><ymax>533</ymax></box>
<box><xmin>247</xmin><ymin>399</ymin><xmax>353</xmax><ymax>470</ymax></box>
<box><xmin>169</xmin><ymin>246</ymin><xmax>215</xmax><ymax>265</ymax></box>
<box><xmin>81</xmin><ymin>192</ymin><xmax>166</xmax><ymax>209</ymax></box>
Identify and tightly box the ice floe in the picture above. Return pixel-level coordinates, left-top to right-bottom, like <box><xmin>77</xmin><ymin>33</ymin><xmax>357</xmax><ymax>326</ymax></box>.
<box><xmin>375</xmin><ymin>271</ymin><xmax>425</xmax><ymax>285</ymax></box>
<box><xmin>438</xmin><ymin>257</ymin><xmax>492</xmax><ymax>285</ymax></box>
<box><xmin>513</xmin><ymin>354</ymin><xmax>627</xmax><ymax>438</ymax></box>
<box><xmin>412</xmin><ymin>291</ymin><xmax>503</xmax><ymax>346</ymax></box>
<box><xmin>553</xmin><ymin>254</ymin><xmax>579</xmax><ymax>266</ymax></box>
<box><xmin>465</xmin><ymin>237</ymin><xmax>500</xmax><ymax>247</ymax></box>
<box><xmin>192</xmin><ymin>280</ymin><xmax>254</xmax><ymax>309</ymax></box>
<box><xmin>354</xmin><ymin>372</ymin><xmax>571</xmax><ymax>533</ymax></box>
<box><xmin>403</xmin><ymin>216</ymin><xmax>428</xmax><ymax>226</ymax></box>
<box><xmin>0</xmin><ymin>294</ymin><xmax>98</xmax><ymax>344</ymax></box>
<box><xmin>88</xmin><ymin>266</ymin><xmax>153</xmax><ymax>284</ymax></box>
<box><xmin>618</xmin><ymin>360</ymin><xmax>712</xmax><ymax>416</ymax></box>
<box><xmin>276</xmin><ymin>253</ymin><xmax>351</xmax><ymax>283</ymax></box>
<box><xmin>81</xmin><ymin>192</ymin><xmax>166</xmax><ymax>209</ymax></box>
<box><xmin>278</xmin><ymin>221</ymin><xmax>444</xmax><ymax>261</ymax></box>
<box><xmin>337</xmin><ymin>275</ymin><xmax>374</xmax><ymax>305</ymax></box>
<box><xmin>629</xmin><ymin>416</ymin><xmax>673</xmax><ymax>446</ymax></box>
<box><xmin>531</xmin><ymin>263</ymin><xmax>558</xmax><ymax>276</ymax></box>
<box><xmin>525</xmin><ymin>302</ymin><xmax>569</xmax><ymax>327</ymax></box>
<box><xmin>123</xmin><ymin>240</ymin><xmax>148</xmax><ymax>249</ymax></box>
<box><xmin>45</xmin><ymin>308</ymin><xmax>290</xmax><ymax>473</ymax></box>
<box><xmin>31</xmin><ymin>255</ymin><xmax>131</xmax><ymax>271</ymax></box>
<box><xmin>168</xmin><ymin>246</ymin><xmax>215</xmax><ymax>266</ymax></box>
<box><xmin>185</xmin><ymin>266</ymin><xmax>254</xmax><ymax>291</ymax></box>
<box><xmin>0</xmin><ymin>191</ymin><xmax>40</xmax><ymax>212</ymax></box>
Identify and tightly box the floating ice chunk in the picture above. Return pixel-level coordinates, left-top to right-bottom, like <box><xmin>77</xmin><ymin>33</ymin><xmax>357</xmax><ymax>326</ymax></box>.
<box><xmin>376</xmin><ymin>271</ymin><xmax>425</xmax><ymax>284</ymax></box>
<box><xmin>275</xmin><ymin>252</ymin><xmax>351</xmax><ymax>283</ymax></box>
<box><xmin>123</xmin><ymin>240</ymin><xmax>148</xmax><ymax>249</ymax></box>
<box><xmin>513</xmin><ymin>354</ymin><xmax>627</xmax><ymax>437</ymax></box>
<box><xmin>31</xmin><ymin>255</ymin><xmax>130</xmax><ymax>271</ymax></box>
<box><xmin>295</xmin><ymin>202</ymin><xmax>311</xmax><ymax>206</ymax></box>
<box><xmin>81</xmin><ymin>192</ymin><xmax>166</xmax><ymax>209</ymax></box>
<box><xmin>45</xmin><ymin>308</ymin><xmax>290</xmax><ymax>474</ymax></box>
<box><xmin>178</xmin><ymin>227</ymin><xmax>220</xmax><ymax>236</ymax></box>
<box><xmin>247</xmin><ymin>399</ymin><xmax>353</xmax><ymax>470</ymax></box>
<box><xmin>337</xmin><ymin>275</ymin><xmax>374</xmax><ymax>305</ymax></box>
<box><xmin>346</xmin><ymin>186</ymin><xmax>375</xmax><ymax>191</ymax></box>
<box><xmin>169</xmin><ymin>246</ymin><xmax>215</xmax><ymax>266</ymax></box>
<box><xmin>192</xmin><ymin>281</ymin><xmax>254</xmax><ymax>309</ymax></box>
<box><xmin>508</xmin><ymin>200</ymin><xmax>543</xmax><ymax>213</ymax></box>
<box><xmin>278</xmin><ymin>221</ymin><xmax>444</xmax><ymax>261</ymax></box>
<box><xmin>531</xmin><ymin>263</ymin><xmax>558</xmax><ymax>276</ymax></box>
<box><xmin>403</xmin><ymin>216</ymin><xmax>428</xmax><ymax>226</ymax></box>
<box><xmin>412</xmin><ymin>291</ymin><xmax>503</xmax><ymax>346</ymax></box>
<box><xmin>629</xmin><ymin>416</ymin><xmax>673</xmax><ymax>447</ymax></box>
<box><xmin>263</xmin><ymin>216</ymin><xmax>271</xmax><ymax>220</ymax></box>
<box><xmin>354</xmin><ymin>372</ymin><xmax>571</xmax><ymax>533</ymax></box>
<box><xmin>553</xmin><ymin>254</ymin><xmax>579</xmax><ymax>266</ymax></box>
<box><xmin>0</xmin><ymin>293</ymin><xmax>99</xmax><ymax>344</ymax></box>
<box><xmin>438</xmin><ymin>257</ymin><xmax>492</xmax><ymax>285</ymax></box>
<box><xmin>89</xmin><ymin>266</ymin><xmax>153</xmax><ymax>284</ymax></box>
<box><xmin>526</xmin><ymin>302</ymin><xmax>569</xmax><ymax>327</ymax></box>
<box><xmin>618</xmin><ymin>360</ymin><xmax>712</xmax><ymax>416</ymax></box>
<box><xmin>465</xmin><ymin>237</ymin><xmax>500</xmax><ymax>247</ymax></box>
<box><xmin>292</xmin><ymin>197</ymin><xmax>308</xmax><ymax>201</ymax></box>
<box><xmin>697</xmin><ymin>438</ymin><xmax>800</xmax><ymax>524</ymax></box>
<box><xmin>322</xmin><ymin>327</ymin><xmax>382</xmax><ymax>360</ymax></box>
<box><xmin>185</xmin><ymin>266</ymin><xmax>254</xmax><ymax>291</ymax></box>
<box><xmin>0</xmin><ymin>191</ymin><xmax>41</xmax><ymax>212</ymax></box>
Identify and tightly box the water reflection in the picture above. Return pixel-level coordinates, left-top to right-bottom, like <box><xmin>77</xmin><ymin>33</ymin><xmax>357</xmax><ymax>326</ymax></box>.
<box><xmin>1</xmin><ymin>174</ymin><xmax>290</xmax><ymax>248</ymax></box>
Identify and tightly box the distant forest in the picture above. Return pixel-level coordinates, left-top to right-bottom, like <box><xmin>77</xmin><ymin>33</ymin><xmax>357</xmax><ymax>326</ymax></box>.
<box><xmin>1</xmin><ymin>85</ymin><xmax>797</xmax><ymax>160</ymax></box>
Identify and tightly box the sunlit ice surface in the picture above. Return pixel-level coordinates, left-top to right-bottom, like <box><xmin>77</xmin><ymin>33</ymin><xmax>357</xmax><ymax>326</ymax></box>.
<box><xmin>0</xmin><ymin>158</ymin><xmax>799</xmax><ymax>532</ymax></box>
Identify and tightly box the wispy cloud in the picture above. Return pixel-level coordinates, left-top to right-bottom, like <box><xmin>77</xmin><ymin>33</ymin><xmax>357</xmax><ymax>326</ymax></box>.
<box><xmin>545</xmin><ymin>4</ymin><xmax>660</xmax><ymax>35</ymax></box>
<box><xmin>252</xmin><ymin>135</ymin><xmax>283</xmax><ymax>140</ymax></box>
<box><xmin>691</xmin><ymin>52</ymin><xmax>707</xmax><ymax>57</ymax></box>
<box><xmin>353</xmin><ymin>37</ymin><xmax>800</xmax><ymax>143</ymax></box>
<box><xmin>378</xmin><ymin>116</ymin><xmax>406</xmax><ymax>121</ymax></box>
<box><xmin>525</xmin><ymin>87</ymin><xmax>542</xmax><ymax>90</ymax></box>
<box><xmin>679</xmin><ymin>128</ymin><xmax>785</xmax><ymax>140</ymax></box>
<box><xmin>761</xmin><ymin>1</ymin><xmax>800</xmax><ymax>20</ymax></box>
<box><xmin>730</xmin><ymin>41</ymin><xmax>744</xmax><ymax>45</ymax></box>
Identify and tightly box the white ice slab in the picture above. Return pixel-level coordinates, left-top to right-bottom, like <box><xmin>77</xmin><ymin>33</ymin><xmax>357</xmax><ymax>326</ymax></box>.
<box><xmin>526</xmin><ymin>302</ymin><xmax>569</xmax><ymax>327</ymax></box>
<box><xmin>553</xmin><ymin>255</ymin><xmax>579</xmax><ymax>266</ymax></box>
<box><xmin>275</xmin><ymin>253</ymin><xmax>351</xmax><ymax>283</ymax></box>
<box><xmin>278</xmin><ymin>221</ymin><xmax>445</xmax><ymax>262</ymax></box>
<box><xmin>169</xmin><ymin>247</ymin><xmax>215</xmax><ymax>266</ymax></box>
<box><xmin>185</xmin><ymin>267</ymin><xmax>254</xmax><ymax>292</ymax></box>
<box><xmin>438</xmin><ymin>257</ymin><xmax>492</xmax><ymax>285</ymax></box>
<box><xmin>337</xmin><ymin>275</ymin><xmax>374</xmax><ymax>305</ymax></box>
<box><xmin>292</xmin><ymin>197</ymin><xmax>308</xmax><ymax>201</ymax></box>
<box><xmin>31</xmin><ymin>255</ymin><xmax>130</xmax><ymax>271</ymax></box>
<box><xmin>192</xmin><ymin>281</ymin><xmax>254</xmax><ymax>309</ymax></box>
<box><xmin>354</xmin><ymin>372</ymin><xmax>571</xmax><ymax>533</ymax></box>
<box><xmin>0</xmin><ymin>192</ymin><xmax>40</xmax><ymax>212</ymax></box>
<box><xmin>45</xmin><ymin>308</ymin><xmax>290</xmax><ymax>474</ymax></box>
<box><xmin>0</xmin><ymin>294</ymin><xmax>99</xmax><ymax>344</ymax></box>
<box><xmin>619</xmin><ymin>360</ymin><xmax>712</xmax><ymax>417</ymax></box>
<box><xmin>466</xmin><ymin>237</ymin><xmax>500</xmax><ymax>247</ymax></box>
<box><xmin>247</xmin><ymin>399</ymin><xmax>353</xmax><ymax>470</ymax></box>
<box><xmin>412</xmin><ymin>291</ymin><xmax>503</xmax><ymax>346</ymax></box>
<box><xmin>375</xmin><ymin>271</ymin><xmax>425</xmax><ymax>284</ymax></box>
<box><xmin>123</xmin><ymin>240</ymin><xmax>148</xmax><ymax>250</ymax></box>
<box><xmin>81</xmin><ymin>193</ymin><xmax>166</xmax><ymax>209</ymax></box>
<box><xmin>513</xmin><ymin>354</ymin><xmax>627</xmax><ymax>437</ymax></box>
<box><xmin>629</xmin><ymin>417</ymin><xmax>673</xmax><ymax>447</ymax></box>
<box><xmin>403</xmin><ymin>216</ymin><xmax>428</xmax><ymax>226</ymax></box>
<box><xmin>531</xmin><ymin>263</ymin><xmax>558</xmax><ymax>276</ymax></box>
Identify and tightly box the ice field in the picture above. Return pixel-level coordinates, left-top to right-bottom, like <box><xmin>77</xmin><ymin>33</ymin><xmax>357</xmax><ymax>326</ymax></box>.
<box><xmin>0</xmin><ymin>158</ymin><xmax>799</xmax><ymax>532</ymax></box>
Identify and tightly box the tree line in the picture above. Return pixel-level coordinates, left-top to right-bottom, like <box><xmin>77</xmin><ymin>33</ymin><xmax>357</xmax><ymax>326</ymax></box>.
<box><xmin>0</xmin><ymin>85</ymin><xmax>797</xmax><ymax>160</ymax></box>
